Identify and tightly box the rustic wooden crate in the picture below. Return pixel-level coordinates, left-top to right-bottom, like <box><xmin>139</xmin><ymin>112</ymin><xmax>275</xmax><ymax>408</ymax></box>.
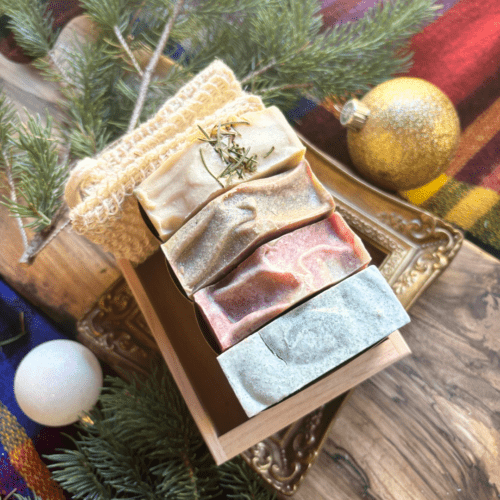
<box><xmin>119</xmin><ymin>250</ymin><xmax>410</xmax><ymax>465</ymax></box>
<box><xmin>115</xmin><ymin>138</ymin><xmax>436</xmax><ymax>464</ymax></box>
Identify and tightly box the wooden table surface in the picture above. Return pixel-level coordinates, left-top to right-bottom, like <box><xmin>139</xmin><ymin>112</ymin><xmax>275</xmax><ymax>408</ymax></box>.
<box><xmin>2</xmin><ymin>52</ymin><xmax>500</xmax><ymax>500</ymax></box>
<box><xmin>0</xmin><ymin>54</ymin><xmax>120</xmax><ymax>324</ymax></box>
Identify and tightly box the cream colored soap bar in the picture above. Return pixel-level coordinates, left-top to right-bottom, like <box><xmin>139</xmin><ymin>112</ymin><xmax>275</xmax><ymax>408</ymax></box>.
<box><xmin>134</xmin><ymin>106</ymin><xmax>306</xmax><ymax>241</ymax></box>
<box><xmin>162</xmin><ymin>162</ymin><xmax>335</xmax><ymax>297</ymax></box>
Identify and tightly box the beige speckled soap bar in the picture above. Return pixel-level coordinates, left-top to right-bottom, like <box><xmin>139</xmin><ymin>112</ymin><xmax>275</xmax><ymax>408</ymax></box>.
<box><xmin>162</xmin><ymin>161</ymin><xmax>335</xmax><ymax>297</ymax></box>
<box><xmin>134</xmin><ymin>106</ymin><xmax>306</xmax><ymax>241</ymax></box>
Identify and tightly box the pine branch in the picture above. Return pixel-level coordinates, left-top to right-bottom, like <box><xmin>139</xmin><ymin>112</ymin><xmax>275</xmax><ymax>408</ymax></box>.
<box><xmin>232</xmin><ymin>0</ymin><xmax>441</xmax><ymax>106</ymax></box>
<box><xmin>2</xmin><ymin>149</ymin><xmax>29</xmax><ymax>252</ymax></box>
<box><xmin>18</xmin><ymin>204</ymin><xmax>70</xmax><ymax>265</ymax></box>
<box><xmin>47</xmin><ymin>50</ymin><xmax>76</xmax><ymax>87</ymax></box>
<box><xmin>127</xmin><ymin>0</ymin><xmax>187</xmax><ymax>133</ymax></box>
<box><xmin>240</xmin><ymin>58</ymin><xmax>279</xmax><ymax>86</ymax></box>
<box><xmin>2</xmin><ymin>113</ymin><xmax>68</xmax><ymax>232</ymax></box>
<box><xmin>0</xmin><ymin>91</ymin><xmax>70</xmax><ymax>262</ymax></box>
<box><xmin>80</xmin><ymin>0</ymin><xmax>145</xmax><ymax>76</ymax></box>
<box><xmin>80</xmin><ymin>0</ymin><xmax>136</xmax><ymax>30</ymax></box>
<box><xmin>113</xmin><ymin>25</ymin><xmax>144</xmax><ymax>76</ymax></box>
<box><xmin>48</xmin><ymin>441</ymin><xmax>113</xmax><ymax>499</ymax></box>
<box><xmin>220</xmin><ymin>457</ymin><xmax>277</xmax><ymax>500</ymax></box>
<box><xmin>0</xmin><ymin>0</ymin><xmax>54</xmax><ymax>58</ymax></box>
<box><xmin>46</xmin><ymin>365</ymin><xmax>273</xmax><ymax>499</ymax></box>
<box><xmin>0</xmin><ymin>93</ymin><xmax>29</xmax><ymax>251</ymax></box>
<box><xmin>57</xmin><ymin>39</ymin><xmax>126</xmax><ymax>159</ymax></box>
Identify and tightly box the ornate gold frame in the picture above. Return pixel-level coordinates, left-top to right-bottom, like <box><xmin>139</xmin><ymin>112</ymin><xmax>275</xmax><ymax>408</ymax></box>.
<box><xmin>77</xmin><ymin>138</ymin><xmax>463</xmax><ymax>496</ymax></box>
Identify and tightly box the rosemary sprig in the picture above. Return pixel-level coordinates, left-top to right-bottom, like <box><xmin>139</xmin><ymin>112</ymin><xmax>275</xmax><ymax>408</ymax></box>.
<box><xmin>197</xmin><ymin>124</ymin><xmax>211</xmax><ymax>141</ymax></box>
<box><xmin>263</xmin><ymin>146</ymin><xmax>275</xmax><ymax>158</ymax></box>
<box><xmin>197</xmin><ymin>121</ymin><xmax>260</xmax><ymax>185</ymax></box>
<box><xmin>199</xmin><ymin>149</ymin><xmax>224</xmax><ymax>187</ymax></box>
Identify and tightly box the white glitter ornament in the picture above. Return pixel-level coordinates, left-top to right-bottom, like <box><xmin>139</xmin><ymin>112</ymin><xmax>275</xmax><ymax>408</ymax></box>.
<box><xmin>14</xmin><ymin>340</ymin><xmax>103</xmax><ymax>426</ymax></box>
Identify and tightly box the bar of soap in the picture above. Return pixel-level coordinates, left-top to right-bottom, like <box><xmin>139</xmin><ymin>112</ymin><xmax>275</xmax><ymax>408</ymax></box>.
<box><xmin>134</xmin><ymin>106</ymin><xmax>306</xmax><ymax>241</ymax></box>
<box><xmin>194</xmin><ymin>212</ymin><xmax>371</xmax><ymax>351</ymax></box>
<box><xmin>162</xmin><ymin>161</ymin><xmax>335</xmax><ymax>297</ymax></box>
<box><xmin>217</xmin><ymin>266</ymin><xmax>410</xmax><ymax>417</ymax></box>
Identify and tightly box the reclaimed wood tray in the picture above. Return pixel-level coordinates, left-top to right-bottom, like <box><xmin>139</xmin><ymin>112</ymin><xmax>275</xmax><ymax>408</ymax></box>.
<box><xmin>78</xmin><ymin>136</ymin><xmax>463</xmax><ymax>494</ymax></box>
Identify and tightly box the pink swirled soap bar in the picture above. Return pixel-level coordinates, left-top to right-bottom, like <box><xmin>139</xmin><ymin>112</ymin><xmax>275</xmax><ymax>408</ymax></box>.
<box><xmin>162</xmin><ymin>161</ymin><xmax>335</xmax><ymax>297</ymax></box>
<box><xmin>194</xmin><ymin>212</ymin><xmax>371</xmax><ymax>351</ymax></box>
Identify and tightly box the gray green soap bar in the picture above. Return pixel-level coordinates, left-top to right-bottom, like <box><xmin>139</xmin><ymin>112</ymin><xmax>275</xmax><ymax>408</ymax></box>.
<box><xmin>217</xmin><ymin>265</ymin><xmax>410</xmax><ymax>417</ymax></box>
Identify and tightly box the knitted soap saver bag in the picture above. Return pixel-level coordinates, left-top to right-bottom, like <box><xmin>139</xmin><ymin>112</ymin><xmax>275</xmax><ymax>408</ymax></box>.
<box><xmin>65</xmin><ymin>60</ymin><xmax>264</xmax><ymax>263</ymax></box>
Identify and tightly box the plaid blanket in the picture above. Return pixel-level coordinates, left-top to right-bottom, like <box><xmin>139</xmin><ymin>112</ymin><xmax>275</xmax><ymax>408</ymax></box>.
<box><xmin>299</xmin><ymin>0</ymin><xmax>500</xmax><ymax>259</ymax></box>
<box><xmin>0</xmin><ymin>280</ymin><xmax>67</xmax><ymax>499</ymax></box>
<box><xmin>402</xmin><ymin>0</ymin><xmax>500</xmax><ymax>258</ymax></box>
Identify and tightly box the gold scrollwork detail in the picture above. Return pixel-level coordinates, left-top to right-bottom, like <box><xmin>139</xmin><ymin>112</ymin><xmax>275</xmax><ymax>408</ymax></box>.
<box><xmin>337</xmin><ymin>204</ymin><xmax>407</xmax><ymax>280</ymax></box>
<box><xmin>378</xmin><ymin>211</ymin><xmax>463</xmax><ymax>296</ymax></box>
<box><xmin>241</xmin><ymin>406</ymin><xmax>326</xmax><ymax>495</ymax></box>
<box><xmin>77</xmin><ymin>280</ymin><xmax>161</xmax><ymax>377</ymax></box>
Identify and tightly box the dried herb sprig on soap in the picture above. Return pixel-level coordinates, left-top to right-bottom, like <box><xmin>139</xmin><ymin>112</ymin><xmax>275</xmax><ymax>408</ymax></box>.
<box><xmin>0</xmin><ymin>0</ymin><xmax>440</xmax><ymax>264</ymax></box>
<box><xmin>197</xmin><ymin>121</ymin><xmax>259</xmax><ymax>186</ymax></box>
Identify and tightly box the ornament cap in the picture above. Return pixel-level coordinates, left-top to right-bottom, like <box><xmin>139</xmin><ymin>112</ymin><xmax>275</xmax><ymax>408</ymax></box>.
<box><xmin>340</xmin><ymin>99</ymin><xmax>370</xmax><ymax>131</ymax></box>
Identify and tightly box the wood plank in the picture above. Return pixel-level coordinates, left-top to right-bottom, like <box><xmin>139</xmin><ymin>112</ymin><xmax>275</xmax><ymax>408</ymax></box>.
<box><xmin>0</xmin><ymin>196</ymin><xmax>120</xmax><ymax>322</ymax></box>
<box><xmin>0</xmin><ymin>53</ymin><xmax>60</xmax><ymax>119</ymax></box>
<box><xmin>289</xmin><ymin>241</ymin><xmax>500</xmax><ymax>500</ymax></box>
<box><xmin>120</xmin><ymin>252</ymin><xmax>410</xmax><ymax>465</ymax></box>
<box><xmin>0</xmin><ymin>53</ymin><xmax>120</xmax><ymax>322</ymax></box>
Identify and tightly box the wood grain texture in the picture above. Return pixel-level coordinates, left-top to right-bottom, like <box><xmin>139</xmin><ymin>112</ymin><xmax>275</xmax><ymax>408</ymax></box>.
<box><xmin>0</xmin><ymin>196</ymin><xmax>120</xmax><ymax>322</ymax></box>
<box><xmin>289</xmin><ymin>242</ymin><xmax>500</xmax><ymax>500</ymax></box>
<box><xmin>0</xmin><ymin>53</ymin><xmax>120</xmax><ymax>322</ymax></box>
<box><xmin>120</xmin><ymin>252</ymin><xmax>411</xmax><ymax>465</ymax></box>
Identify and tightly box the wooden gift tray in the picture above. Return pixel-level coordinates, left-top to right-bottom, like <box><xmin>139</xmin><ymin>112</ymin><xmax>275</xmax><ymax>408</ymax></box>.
<box><xmin>79</xmin><ymin>136</ymin><xmax>463</xmax><ymax>492</ymax></box>
<box><xmin>116</xmin><ymin>136</ymin><xmax>463</xmax><ymax>466</ymax></box>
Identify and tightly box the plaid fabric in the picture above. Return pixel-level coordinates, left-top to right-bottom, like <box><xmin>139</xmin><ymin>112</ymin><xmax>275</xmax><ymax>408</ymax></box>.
<box><xmin>0</xmin><ymin>280</ymin><xmax>68</xmax><ymax>499</ymax></box>
<box><xmin>0</xmin><ymin>403</ymin><xmax>64</xmax><ymax>500</ymax></box>
<box><xmin>300</xmin><ymin>0</ymin><xmax>500</xmax><ymax>259</ymax></box>
<box><xmin>401</xmin><ymin>0</ymin><xmax>500</xmax><ymax>257</ymax></box>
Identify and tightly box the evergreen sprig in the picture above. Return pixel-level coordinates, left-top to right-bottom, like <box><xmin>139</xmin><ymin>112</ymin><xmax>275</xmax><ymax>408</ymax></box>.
<box><xmin>0</xmin><ymin>91</ymin><xmax>17</xmax><ymax>163</ymax></box>
<box><xmin>58</xmin><ymin>39</ymin><xmax>125</xmax><ymax>159</ymax></box>
<box><xmin>138</xmin><ymin>0</ymin><xmax>441</xmax><ymax>110</ymax></box>
<box><xmin>1</xmin><ymin>0</ymin><xmax>442</xmax><ymax>220</ymax></box>
<box><xmin>228</xmin><ymin>0</ymin><xmax>440</xmax><ymax>106</ymax></box>
<box><xmin>79</xmin><ymin>0</ymin><xmax>134</xmax><ymax>31</ymax></box>
<box><xmin>8</xmin><ymin>114</ymin><xmax>66</xmax><ymax>230</ymax></box>
<box><xmin>0</xmin><ymin>100</ymin><xmax>67</xmax><ymax>232</ymax></box>
<box><xmin>47</xmin><ymin>366</ymin><xmax>276</xmax><ymax>500</ymax></box>
<box><xmin>0</xmin><ymin>0</ymin><xmax>54</xmax><ymax>58</ymax></box>
<box><xmin>219</xmin><ymin>458</ymin><xmax>277</xmax><ymax>500</ymax></box>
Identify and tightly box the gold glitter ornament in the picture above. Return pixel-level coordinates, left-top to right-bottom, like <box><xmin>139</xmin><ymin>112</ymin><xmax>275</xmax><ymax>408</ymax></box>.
<box><xmin>340</xmin><ymin>77</ymin><xmax>460</xmax><ymax>191</ymax></box>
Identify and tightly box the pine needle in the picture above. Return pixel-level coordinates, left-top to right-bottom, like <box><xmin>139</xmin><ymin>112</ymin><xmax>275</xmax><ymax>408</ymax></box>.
<box><xmin>0</xmin><ymin>0</ymin><xmax>441</xmax><ymax>257</ymax></box>
<box><xmin>46</xmin><ymin>365</ymin><xmax>275</xmax><ymax>499</ymax></box>
<box><xmin>0</xmin><ymin>0</ymin><xmax>54</xmax><ymax>58</ymax></box>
